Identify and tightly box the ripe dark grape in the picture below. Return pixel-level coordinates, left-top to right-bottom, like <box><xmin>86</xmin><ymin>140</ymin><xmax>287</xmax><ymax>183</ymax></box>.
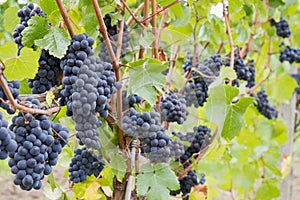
<box><xmin>182</xmin><ymin>53</ymin><xmax>198</xmax><ymax>73</ymax></box>
<box><xmin>13</xmin><ymin>3</ymin><xmax>46</xmax><ymax>54</ymax></box>
<box><xmin>197</xmin><ymin>54</ymin><xmax>223</xmax><ymax>86</ymax></box>
<box><xmin>72</xmin><ymin>56</ymin><xmax>102</xmax><ymax>150</ymax></box>
<box><xmin>8</xmin><ymin>98</ymin><xmax>54</xmax><ymax>190</ymax></box>
<box><xmin>122</xmin><ymin>109</ymin><xmax>171</xmax><ymax>163</ymax></box>
<box><xmin>254</xmin><ymin>89</ymin><xmax>278</xmax><ymax>119</ymax></box>
<box><xmin>224</xmin><ymin>51</ymin><xmax>256</xmax><ymax>88</ymax></box>
<box><xmin>122</xmin><ymin>90</ymin><xmax>142</xmax><ymax>111</ymax></box>
<box><xmin>122</xmin><ymin>109</ymin><xmax>162</xmax><ymax>138</ymax></box>
<box><xmin>160</xmin><ymin>92</ymin><xmax>187</xmax><ymax>124</ymax></box>
<box><xmin>95</xmin><ymin>60</ymin><xmax>120</xmax><ymax>118</ymax></box>
<box><xmin>170</xmin><ymin>170</ymin><xmax>198</xmax><ymax>200</ymax></box>
<box><xmin>28</xmin><ymin>50</ymin><xmax>62</xmax><ymax>94</ymax></box>
<box><xmin>99</xmin><ymin>13</ymin><xmax>130</xmax><ymax>63</ymax></box>
<box><xmin>179</xmin><ymin>126</ymin><xmax>212</xmax><ymax>164</ymax></box>
<box><xmin>139</xmin><ymin>129</ymin><xmax>171</xmax><ymax>163</ymax></box>
<box><xmin>291</xmin><ymin>73</ymin><xmax>300</xmax><ymax>94</ymax></box>
<box><xmin>60</xmin><ymin>33</ymin><xmax>95</xmax><ymax>116</ymax></box>
<box><xmin>68</xmin><ymin>147</ymin><xmax>105</xmax><ymax>183</ymax></box>
<box><xmin>183</xmin><ymin>74</ymin><xmax>208</xmax><ymax>108</ymax></box>
<box><xmin>0</xmin><ymin>79</ymin><xmax>20</xmax><ymax>114</ymax></box>
<box><xmin>279</xmin><ymin>45</ymin><xmax>300</xmax><ymax>64</ymax></box>
<box><xmin>168</xmin><ymin>139</ymin><xmax>185</xmax><ymax>159</ymax></box>
<box><xmin>271</xmin><ymin>17</ymin><xmax>291</xmax><ymax>38</ymax></box>
<box><xmin>0</xmin><ymin>112</ymin><xmax>17</xmax><ymax>160</ymax></box>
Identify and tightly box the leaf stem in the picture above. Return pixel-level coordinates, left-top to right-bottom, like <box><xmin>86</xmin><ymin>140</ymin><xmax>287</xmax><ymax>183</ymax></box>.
<box><xmin>151</xmin><ymin>0</ymin><xmax>159</xmax><ymax>59</ymax></box>
<box><xmin>138</xmin><ymin>0</ymin><xmax>149</xmax><ymax>59</ymax></box>
<box><xmin>55</xmin><ymin>0</ymin><xmax>75</xmax><ymax>36</ymax></box>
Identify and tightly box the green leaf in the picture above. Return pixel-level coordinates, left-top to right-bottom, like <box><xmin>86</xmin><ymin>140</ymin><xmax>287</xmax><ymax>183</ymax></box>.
<box><xmin>220</xmin><ymin>67</ymin><xmax>237</xmax><ymax>81</ymax></box>
<box><xmin>269</xmin><ymin>0</ymin><xmax>284</xmax><ymax>8</ymax></box>
<box><xmin>127</xmin><ymin>59</ymin><xmax>167</xmax><ymax>106</ymax></box>
<box><xmin>35</xmin><ymin>26</ymin><xmax>69</xmax><ymax>58</ymax></box>
<box><xmin>19</xmin><ymin>79</ymin><xmax>32</xmax><ymax>94</ymax></box>
<box><xmin>22</xmin><ymin>16</ymin><xmax>50</xmax><ymax>47</ymax></box>
<box><xmin>255</xmin><ymin>178</ymin><xmax>280</xmax><ymax>200</ymax></box>
<box><xmin>222</xmin><ymin>97</ymin><xmax>253</xmax><ymax>140</ymax></box>
<box><xmin>0</xmin><ymin>42</ymin><xmax>39</xmax><ymax>80</ymax></box>
<box><xmin>39</xmin><ymin>0</ymin><xmax>59</xmax><ymax>15</ymax></box>
<box><xmin>266</xmin><ymin>73</ymin><xmax>297</xmax><ymax>103</ymax></box>
<box><xmin>3</xmin><ymin>6</ymin><xmax>19</xmax><ymax>33</ymax></box>
<box><xmin>136</xmin><ymin>163</ymin><xmax>179</xmax><ymax>200</ymax></box>
<box><xmin>205</xmin><ymin>85</ymin><xmax>252</xmax><ymax>140</ymax></box>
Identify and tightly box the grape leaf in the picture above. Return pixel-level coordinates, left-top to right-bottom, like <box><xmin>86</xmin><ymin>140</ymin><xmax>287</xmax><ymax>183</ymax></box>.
<box><xmin>136</xmin><ymin>163</ymin><xmax>179</xmax><ymax>200</ymax></box>
<box><xmin>127</xmin><ymin>59</ymin><xmax>167</xmax><ymax>106</ymax></box>
<box><xmin>72</xmin><ymin>176</ymin><xmax>105</xmax><ymax>200</ymax></box>
<box><xmin>266</xmin><ymin>73</ymin><xmax>297</xmax><ymax>103</ymax></box>
<box><xmin>0</xmin><ymin>42</ymin><xmax>39</xmax><ymax>80</ymax></box>
<box><xmin>3</xmin><ymin>6</ymin><xmax>19</xmax><ymax>33</ymax></box>
<box><xmin>255</xmin><ymin>178</ymin><xmax>280</xmax><ymax>200</ymax></box>
<box><xmin>35</xmin><ymin>26</ymin><xmax>69</xmax><ymax>58</ymax></box>
<box><xmin>22</xmin><ymin>16</ymin><xmax>50</xmax><ymax>47</ymax></box>
<box><xmin>205</xmin><ymin>85</ymin><xmax>253</xmax><ymax>140</ymax></box>
<box><xmin>40</xmin><ymin>0</ymin><xmax>58</xmax><ymax>16</ymax></box>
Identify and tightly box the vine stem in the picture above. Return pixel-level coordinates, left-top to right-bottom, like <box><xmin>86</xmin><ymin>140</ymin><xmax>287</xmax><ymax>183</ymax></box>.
<box><xmin>0</xmin><ymin>68</ymin><xmax>60</xmax><ymax>116</ymax></box>
<box><xmin>151</xmin><ymin>0</ymin><xmax>159</xmax><ymax>59</ymax></box>
<box><xmin>124</xmin><ymin>138</ymin><xmax>137</xmax><ymax>200</ymax></box>
<box><xmin>166</xmin><ymin>45</ymin><xmax>179</xmax><ymax>91</ymax></box>
<box><xmin>222</xmin><ymin>0</ymin><xmax>234</xmax><ymax>69</ymax></box>
<box><xmin>126</xmin><ymin>2</ymin><xmax>145</xmax><ymax>26</ymax></box>
<box><xmin>91</xmin><ymin>0</ymin><xmax>125</xmax><ymax>150</ymax></box>
<box><xmin>138</xmin><ymin>0</ymin><xmax>149</xmax><ymax>59</ymax></box>
<box><xmin>121</xmin><ymin>0</ymin><xmax>146</xmax><ymax>29</ymax></box>
<box><xmin>139</xmin><ymin>0</ymin><xmax>182</xmax><ymax>24</ymax></box>
<box><xmin>55</xmin><ymin>0</ymin><xmax>75</xmax><ymax>36</ymax></box>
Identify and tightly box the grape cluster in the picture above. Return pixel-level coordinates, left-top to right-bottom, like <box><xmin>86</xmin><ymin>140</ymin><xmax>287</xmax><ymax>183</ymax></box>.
<box><xmin>183</xmin><ymin>74</ymin><xmax>208</xmax><ymax>108</ymax></box>
<box><xmin>122</xmin><ymin>90</ymin><xmax>142</xmax><ymax>111</ymax></box>
<box><xmin>99</xmin><ymin>13</ymin><xmax>130</xmax><ymax>63</ymax></box>
<box><xmin>122</xmin><ymin>109</ymin><xmax>171</xmax><ymax>162</ymax></box>
<box><xmin>68</xmin><ymin>147</ymin><xmax>105</xmax><ymax>183</ymax></box>
<box><xmin>60</xmin><ymin>33</ymin><xmax>95</xmax><ymax>116</ymax></box>
<box><xmin>224</xmin><ymin>55</ymin><xmax>256</xmax><ymax>88</ymax></box>
<box><xmin>46</xmin><ymin>123</ymin><xmax>69</xmax><ymax>167</ymax></box>
<box><xmin>198</xmin><ymin>54</ymin><xmax>223</xmax><ymax>86</ymax></box>
<box><xmin>13</xmin><ymin>3</ymin><xmax>46</xmax><ymax>54</ymax></box>
<box><xmin>0</xmin><ymin>113</ymin><xmax>17</xmax><ymax>160</ymax></box>
<box><xmin>161</xmin><ymin>92</ymin><xmax>187</xmax><ymax>124</ymax></box>
<box><xmin>182</xmin><ymin>53</ymin><xmax>198</xmax><ymax>73</ymax></box>
<box><xmin>8</xmin><ymin>98</ymin><xmax>54</xmax><ymax>190</ymax></box>
<box><xmin>71</xmin><ymin>57</ymin><xmax>102</xmax><ymax>150</ymax></box>
<box><xmin>28</xmin><ymin>50</ymin><xmax>62</xmax><ymax>94</ymax></box>
<box><xmin>179</xmin><ymin>126</ymin><xmax>212</xmax><ymax>163</ymax></box>
<box><xmin>279</xmin><ymin>45</ymin><xmax>300</xmax><ymax>64</ymax></box>
<box><xmin>139</xmin><ymin>129</ymin><xmax>171</xmax><ymax>163</ymax></box>
<box><xmin>95</xmin><ymin>60</ymin><xmax>121</xmax><ymax>118</ymax></box>
<box><xmin>122</xmin><ymin>109</ymin><xmax>161</xmax><ymax>138</ymax></box>
<box><xmin>254</xmin><ymin>89</ymin><xmax>278</xmax><ymax>119</ymax></box>
<box><xmin>170</xmin><ymin>170</ymin><xmax>199</xmax><ymax>200</ymax></box>
<box><xmin>0</xmin><ymin>79</ymin><xmax>20</xmax><ymax>114</ymax></box>
<box><xmin>168</xmin><ymin>139</ymin><xmax>185</xmax><ymax>159</ymax></box>
<box><xmin>271</xmin><ymin>17</ymin><xmax>291</xmax><ymax>38</ymax></box>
